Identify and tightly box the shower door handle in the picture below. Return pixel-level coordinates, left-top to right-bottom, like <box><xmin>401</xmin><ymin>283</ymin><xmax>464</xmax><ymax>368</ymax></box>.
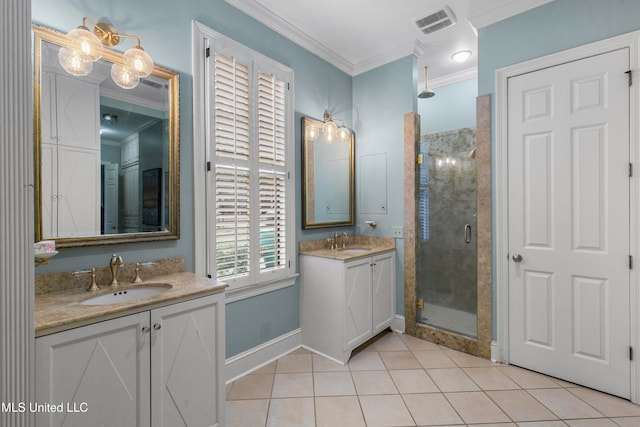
<box><xmin>464</xmin><ymin>224</ymin><xmax>472</xmax><ymax>244</ymax></box>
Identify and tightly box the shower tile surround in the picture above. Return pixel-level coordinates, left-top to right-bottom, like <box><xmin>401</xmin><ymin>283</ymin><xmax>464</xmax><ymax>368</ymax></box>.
<box><xmin>404</xmin><ymin>95</ymin><xmax>492</xmax><ymax>359</ymax></box>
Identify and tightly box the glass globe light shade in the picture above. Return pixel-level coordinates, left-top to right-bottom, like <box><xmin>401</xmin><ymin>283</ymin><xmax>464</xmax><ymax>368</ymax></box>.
<box><xmin>66</xmin><ymin>26</ymin><xmax>103</xmax><ymax>62</ymax></box>
<box><xmin>58</xmin><ymin>47</ymin><xmax>93</xmax><ymax>76</ymax></box>
<box><xmin>111</xmin><ymin>63</ymin><xmax>140</xmax><ymax>89</ymax></box>
<box><xmin>323</xmin><ymin>120</ymin><xmax>337</xmax><ymax>136</ymax></box>
<box><xmin>337</xmin><ymin>127</ymin><xmax>351</xmax><ymax>142</ymax></box>
<box><xmin>124</xmin><ymin>46</ymin><xmax>154</xmax><ymax>78</ymax></box>
<box><xmin>306</xmin><ymin>125</ymin><xmax>320</xmax><ymax>140</ymax></box>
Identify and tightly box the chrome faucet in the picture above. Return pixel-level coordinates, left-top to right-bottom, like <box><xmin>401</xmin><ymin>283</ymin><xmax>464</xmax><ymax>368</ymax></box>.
<box><xmin>341</xmin><ymin>231</ymin><xmax>349</xmax><ymax>248</ymax></box>
<box><xmin>109</xmin><ymin>254</ymin><xmax>123</xmax><ymax>286</ymax></box>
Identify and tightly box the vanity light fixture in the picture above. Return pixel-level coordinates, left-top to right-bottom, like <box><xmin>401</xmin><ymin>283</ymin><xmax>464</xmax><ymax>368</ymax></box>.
<box><xmin>451</xmin><ymin>50</ymin><xmax>472</xmax><ymax>63</ymax></box>
<box><xmin>306</xmin><ymin>111</ymin><xmax>351</xmax><ymax>144</ymax></box>
<box><xmin>58</xmin><ymin>17</ymin><xmax>154</xmax><ymax>89</ymax></box>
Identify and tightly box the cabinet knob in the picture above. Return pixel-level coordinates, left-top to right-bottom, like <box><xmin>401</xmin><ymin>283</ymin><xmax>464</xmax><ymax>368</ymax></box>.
<box><xmin>141</xmin><ymin>326</ymin><xmax>150</xmax><ymax>333</ymax></box>
<box><xmin>153</xmin><ymin>323</ymin><xmax>161</xmax><ymax>330</ymax></box>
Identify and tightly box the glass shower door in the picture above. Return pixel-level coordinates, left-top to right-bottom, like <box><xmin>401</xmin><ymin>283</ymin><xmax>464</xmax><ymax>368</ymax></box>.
<box><xmin>416</xmin><ymin>128</ymin><xmax>477</xmax><ymax>338</ymax></box>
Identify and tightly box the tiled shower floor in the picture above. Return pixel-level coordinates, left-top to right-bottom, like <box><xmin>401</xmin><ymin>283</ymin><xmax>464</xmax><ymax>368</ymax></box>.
<box><xmin>420</xmin><ymin>303</ymin><xmax>477</xmax><ymax>338</ymax></box>
<box><xmin>225</xmin><ymin>331</ymin><xmax>640</xmax><ymax>426</ymax></box>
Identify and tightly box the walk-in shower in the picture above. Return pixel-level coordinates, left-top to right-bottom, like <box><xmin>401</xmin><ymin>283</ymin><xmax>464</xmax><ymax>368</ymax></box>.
<box><xmin>416</xmin><ymin>128</ymin><xmax>477</xmax><ymax>338</ymax></box>
<box><xmin>403</xmin><ymin>96</ymin><xmax>491</xmax><ymax>359</ymax></box>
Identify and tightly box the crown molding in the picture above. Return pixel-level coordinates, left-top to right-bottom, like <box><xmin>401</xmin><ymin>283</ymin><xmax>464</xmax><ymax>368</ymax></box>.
<box><xmin>353</xmin><ymin>40</ymin><xmax>425</xmax><ymax>76</ymax></box>
<box><xmin>423</xmin><ymin>66</ymin><xmax>477</xmax><ymax>90</ymax></box>
<box><xmin>225</xmin><ymin>0</ymin><xmax>354</xmax><ymax>75</ymax></box>
<box><xmin>468</xmin><ymin>0</ymin><xmax>554</xmax><ymax>30</ymax></box>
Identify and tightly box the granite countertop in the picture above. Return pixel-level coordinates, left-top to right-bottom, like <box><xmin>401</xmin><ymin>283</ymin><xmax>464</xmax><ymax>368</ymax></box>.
<box><xmin>299</xmin><ymin>236</ymin><xmax>395</xmax><ymax>261</ymax></box>
<box><xmin>35</xmin><ymin>272</ymin><xmax>226</xmax><ymax>337</ymax></box>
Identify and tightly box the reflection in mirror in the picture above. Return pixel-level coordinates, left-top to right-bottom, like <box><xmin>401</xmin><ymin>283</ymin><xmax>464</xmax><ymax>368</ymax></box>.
<box><xmin>33</xmin><ymin>26</ymin><xmax>179</xmax><ymax>247</ymax></box>
<box><xmin>302</xmin><ymin>116</ymin><xmax>354</xmax><ymax>228</ymax></box>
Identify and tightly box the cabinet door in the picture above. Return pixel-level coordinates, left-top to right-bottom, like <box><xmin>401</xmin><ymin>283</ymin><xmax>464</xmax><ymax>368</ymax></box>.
<box><xmin>55</xmin><ymin>73</ymin><xmax>100</xmax><ymax>151</ymax></box>
<box><xmin>372</xmin><ymin>252</ymin><xmax>396</xmax><ymax>333</ymax></box>
<box><xmin>57</xmin><ymin>145</ymin><xmax>101</xmax><ymax>237</ymax></box>
<box><xmin>35</xmin><ymin>312</ymin><xmax>151</xmax><ymax>427</ymax></box>
<box><xmin>150</xmin><ymin>294</ymin><xmax>225</xmax><ymax>427</ymax></box>
<box><xmin>40</xmin><ymin>143</ymin><xmax>57</xmax><ymax>238</ymax></box>
<box><xmin>344</xmin><ymin>257</ymin><xmax>373</xmax><ymax>350</ymax></box>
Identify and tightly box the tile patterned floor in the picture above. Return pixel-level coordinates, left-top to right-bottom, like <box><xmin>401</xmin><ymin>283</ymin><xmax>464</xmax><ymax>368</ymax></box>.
<box><xmin>226</xmin><ymin>332</ymin><xmax>640</xmax><ymax>426</ymax></box>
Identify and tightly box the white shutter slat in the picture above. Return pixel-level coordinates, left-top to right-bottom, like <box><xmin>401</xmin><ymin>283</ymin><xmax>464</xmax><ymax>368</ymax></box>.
<box><xmin>259</xmin><ymin>170</ymin><xmax>286</xmax><ymax>272</ymax></box>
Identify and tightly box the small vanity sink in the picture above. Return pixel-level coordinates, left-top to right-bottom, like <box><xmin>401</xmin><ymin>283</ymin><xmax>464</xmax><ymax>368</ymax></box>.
<box><xmin>80</xmin><ymin>284</ymin><xmax>172</xmax><ymax>305</ymax></box>
<box><xmin>339</xmin><ymin>248</ymin><xmax>370</xmax><ymax>254</ymax></box>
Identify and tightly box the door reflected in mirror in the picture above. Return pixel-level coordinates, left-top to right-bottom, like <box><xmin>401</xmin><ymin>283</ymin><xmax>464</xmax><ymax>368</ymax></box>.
<box><xmin>302</xmin><ymin>116</ymin><xmax>354</xmax><ymax>228</ymax></box>
<box><xmin>33</xmin><ymin>26</ymin><xmax>180</xmax><ymax>247</ymax></box>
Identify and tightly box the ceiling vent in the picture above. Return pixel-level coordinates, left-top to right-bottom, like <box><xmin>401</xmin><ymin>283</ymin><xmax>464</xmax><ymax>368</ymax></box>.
<box><xmin>415</xmin><ymin>6</ymin><xmax>457</xmax><ymax>35</ymax></box>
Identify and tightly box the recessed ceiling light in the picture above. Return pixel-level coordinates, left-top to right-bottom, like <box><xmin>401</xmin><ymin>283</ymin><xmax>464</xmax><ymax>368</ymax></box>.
<box><xmin>451</xmin><ymin>50</ymin><xmax>472</xmax><ymax>63</ymax></box>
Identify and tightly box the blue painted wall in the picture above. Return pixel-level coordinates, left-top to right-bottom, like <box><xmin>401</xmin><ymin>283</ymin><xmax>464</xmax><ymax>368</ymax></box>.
<box><xmin>418</xmin><ymin>78</ymin><xmax>477</xmax><ymax>135</ymax></box>
<box><xmin>32</xmin><ymin>0</ymin><xmax>352</xmax><ymax>358</ymax></box>
<box><xmin>353</xmin><ymin>56</ymin><xmax>417</xmax><ymax>316</ymax></box>
<box><xmin>479</xmin><ymin>0</ymin><xmax>640</xmax><ymax>338</ymax></box>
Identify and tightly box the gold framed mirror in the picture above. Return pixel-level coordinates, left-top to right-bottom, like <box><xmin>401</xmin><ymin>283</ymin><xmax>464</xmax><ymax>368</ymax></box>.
<box><xmin>33</xmin><ymin>26</ymin><xmax>180</xmax><ymax>247</ymax></box>
<box><xmin>301</xmin><ymin>116</ymin><xmax>355</xmax><ymax>229</ymax></box>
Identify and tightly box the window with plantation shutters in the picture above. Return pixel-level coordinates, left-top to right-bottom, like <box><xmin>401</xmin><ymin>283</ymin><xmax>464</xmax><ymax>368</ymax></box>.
<box><xmin>209</xmin><ymin>42</ymin><xmax>294</xmax><ymax>287</ymax></box>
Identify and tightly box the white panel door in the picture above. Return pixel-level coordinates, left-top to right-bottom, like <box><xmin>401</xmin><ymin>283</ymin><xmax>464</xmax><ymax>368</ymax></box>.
<box><xmin>508</xmin><ymin>48</ymin><xmax>631</xmax><ymax>398</ymax></box>
<box><xmin>103</xmin><ymin>162</ymin><xmax>119</xmax><ymax>234</ymax></box>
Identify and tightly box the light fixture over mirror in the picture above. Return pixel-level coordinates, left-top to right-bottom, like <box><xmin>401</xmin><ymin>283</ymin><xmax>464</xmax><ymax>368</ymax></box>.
<box><xmin>305</xmin><ymin>111</ymin><xmax>351</xmax><ymax>144</ymax></box>
<box><xmin>33</xmin><ymin>25</ymin><xmax>180</xmax><ymax>248</ymax></box>
<box><xmin>302</xmin><ymin>116</ymin><xmax>355</xmax><ymax>229</ymax></box>
<box><xmin>58</xmin><ymin>17</ymin><xmax>154</xmax><ymax>89</ymax></box>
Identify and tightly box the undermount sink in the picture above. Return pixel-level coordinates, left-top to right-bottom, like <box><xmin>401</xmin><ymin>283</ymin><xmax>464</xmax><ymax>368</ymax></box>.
<box><xmin>80</xmin><ymin>284</ymin><xmax>172</xmax><ymax>305</ymax></box>
<box><xmin>339</xmin><ymin>248</ymin><xmax>370</xmax><ymax>254</ymax></box>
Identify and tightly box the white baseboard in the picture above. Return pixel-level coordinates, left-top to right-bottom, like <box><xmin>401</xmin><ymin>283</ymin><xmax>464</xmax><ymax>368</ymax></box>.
<box><xmin>225</xmin><ymin>328</ymin><xmax>302</xmax><ymax>384</ymax></box>
<box><xmin>491</xmin><ymin>340</ymin><xmax>500</xmax><ymax>362</ymax></box>
<box><xmin>391</xmin><ymin>315</ymin><xmax>405</xmax><ymax>333</ymax></box>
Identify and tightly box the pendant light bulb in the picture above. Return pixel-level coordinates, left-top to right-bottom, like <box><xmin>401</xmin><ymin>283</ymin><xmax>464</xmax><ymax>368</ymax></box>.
<box><xmin>111</xmin><ymin>63</ymin><xmax>140</xmax><ymax>89</ymax></box>
<box><xmin>124</xmin><ymin>46</ymin><xmax>154</xmax><ymax>78</ymax></box>
<box><xmin>337</xmin><ymin>126</ymin><xmax>351</xmax><ymax>142</ymax></box>
<box><xmin>58</xmin><ymin>47</ymin><xmax>93</xmax><ymax>76</ymax></box>
<box><xmin>324</xmin><ymin>117</ymin><xmax>338</xmax><ymax>137</ymax></box>
<box><xmin>306</xmin><ymin>125</ymin><xmax>320</xmax><ymax>141</ymax></box>
<box><xmin>66</xmin><ymin>26</ymin><xmax>103</xmax><ymax>62</ymax></box>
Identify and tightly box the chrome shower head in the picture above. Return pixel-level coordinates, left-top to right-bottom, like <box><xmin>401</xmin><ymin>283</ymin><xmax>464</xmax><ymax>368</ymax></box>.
<box><xmin>418</xmin><ymin>65</ymin><xmax>435</xmax><ymax>99</ymax></box>
<box><xmin>418</xmin><ymin>88</ymin><xmax>435</xmax><ymax>99</ymax></box>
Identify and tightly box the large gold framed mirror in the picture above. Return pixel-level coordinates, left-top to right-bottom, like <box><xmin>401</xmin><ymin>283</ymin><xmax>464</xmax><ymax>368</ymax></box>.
<box><xmin>301</xmin><ymin>116</ymin><xmax>354</xmax><ymax>229</ymax></box>
<box><xmin>33</xmin><ymin>26</ymin><xmax>180</xmax><ymax>247</ymax></box>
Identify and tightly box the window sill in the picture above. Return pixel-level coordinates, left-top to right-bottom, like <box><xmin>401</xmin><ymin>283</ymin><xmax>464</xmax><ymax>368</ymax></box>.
<box><xmin>224</xmin><ymin>273</ymin><xmax>299</xmax><ymax>303</ymax></box>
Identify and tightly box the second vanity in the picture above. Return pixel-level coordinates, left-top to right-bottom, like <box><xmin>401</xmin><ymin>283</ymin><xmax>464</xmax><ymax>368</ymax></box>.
<box><xmin>34</xmin><ymin>257</ymin><xmax>226</xmax><ymax>427</ymax></box>
<box><xmin>299</xmin><ymin>237</ymin><xmax>396</xmax><ymax>364</ymax></box>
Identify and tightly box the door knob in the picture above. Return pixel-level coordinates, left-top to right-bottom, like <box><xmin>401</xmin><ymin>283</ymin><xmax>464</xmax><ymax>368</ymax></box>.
<box><xmin>512</xmin><ymin>253</ymin><xmax>523</xmax><ymax>263</ymax></box>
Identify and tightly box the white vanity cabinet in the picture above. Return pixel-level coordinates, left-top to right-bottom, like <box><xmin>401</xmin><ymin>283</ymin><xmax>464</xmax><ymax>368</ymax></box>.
<box><xmin>35</xmin><ymin>294</ymin><xmax>225</xmax><ymax>427</ymax></box>
<box><xmin>300</xmin><ymin>250</ymin><xmax>395</xmax><ymax>364</ymax></box>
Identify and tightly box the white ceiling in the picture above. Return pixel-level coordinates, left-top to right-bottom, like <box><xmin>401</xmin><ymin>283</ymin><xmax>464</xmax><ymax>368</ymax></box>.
<box><xmin>226</xmin><ymin>0</ymin><xmax>553</xmax><ymax>88</ymax></box>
